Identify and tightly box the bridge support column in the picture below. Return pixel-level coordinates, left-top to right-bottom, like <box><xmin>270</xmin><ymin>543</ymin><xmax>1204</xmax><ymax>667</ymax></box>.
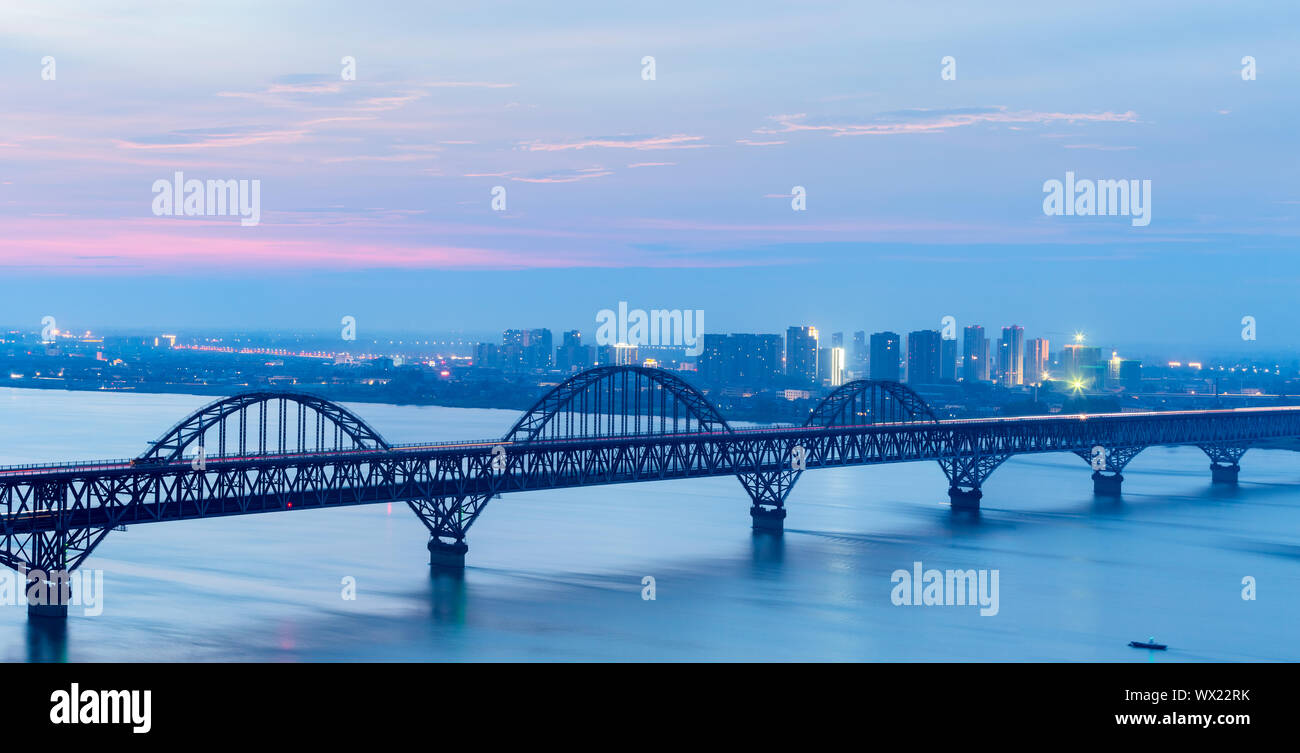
<box><xmin>1200</xmin><ymin>443</ymin><xmax>1249</xmax><ymax>485</ymax></box>
<box><xmin>738</xmin><ymin>465</ymin><xmax>801</xmax><ymax>534</ymax></box>
<box><xmin>28</xmin><ymin>602</ymin><xmax>69</xmax><ymax>619</ymax></box>
<box><xmin>1075</xmin><ymin>446</ymin><xmax>1144</xmax><ymax>498</ymax></box>
<box><xmin>428</xmin><ymin>539</ymin><xmax>468</xmax><ymax>570</ymax></box>
<box><xmin>408</xmin><ymin>493</ymin><xmax>492</xmax><ymax>572</ymax></box>
<box><xmin>1210</xmin><ymin>463</ymin><xmax>1240</xmax><ymax>484</ymax></box>
<box><xmin>750</xmin><ymin>506</ymin><xmax>786</xmax><ymax>532</ymax></box>
<box><xmin>1092</xmin><ymin>471</ymin><xmax>1123</xmax><ymax>496</ymax></box>
<box><xmin>23</xmin><ymin>568</ymin><xmax>72</xmax><ymax>620</ymax></box>
<box><xmin>938</xmin><ymin>454</ymin><xmax>1010</xmax><ymax>511</ymax></box>
<box><xmin>947</xmin><ymin>487</ymin><xmax>983</xmax><ymax>510</ymax></box>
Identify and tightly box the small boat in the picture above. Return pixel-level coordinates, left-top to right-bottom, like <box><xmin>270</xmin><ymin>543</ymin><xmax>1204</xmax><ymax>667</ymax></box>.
<box><xmin>1129</xmin><ymin>636</ymin><xmax>1167</xmax><ymax>650</ymax></box>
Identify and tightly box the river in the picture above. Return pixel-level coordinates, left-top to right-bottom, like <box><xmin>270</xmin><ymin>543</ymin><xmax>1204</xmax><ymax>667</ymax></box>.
<box><xmin>1</xmin><ymin>387</ymin><xmax>1296</xmax><ymax>661</ymax></box>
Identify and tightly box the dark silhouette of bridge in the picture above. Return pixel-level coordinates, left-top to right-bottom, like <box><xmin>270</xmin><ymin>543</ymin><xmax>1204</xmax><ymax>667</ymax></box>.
<box><xmin>3</xmin><ymin>365</ymin><xmax>1297</xmax><ymax>618</ymax></box>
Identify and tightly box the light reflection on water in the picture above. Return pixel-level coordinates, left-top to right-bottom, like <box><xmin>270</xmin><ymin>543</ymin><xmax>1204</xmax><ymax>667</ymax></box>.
<box><xmin>2</xmin><ymin>387</ymin><xmax>1298</xmax><ymax>661</ymax></box>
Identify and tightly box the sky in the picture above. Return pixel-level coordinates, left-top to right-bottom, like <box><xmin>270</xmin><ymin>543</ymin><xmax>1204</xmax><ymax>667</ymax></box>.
<box><xmin>1</xmin><ymin>0</ymin><xmax>1298</xmax><ymax>354</ymax></box>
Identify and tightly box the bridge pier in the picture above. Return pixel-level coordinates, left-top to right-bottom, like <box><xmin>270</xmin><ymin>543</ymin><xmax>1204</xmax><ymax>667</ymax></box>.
<box><xmin>1092</xmin><ymin>471</ymin><xmax>1123</xmax><ymax>496</ymax></box>
<box><xmin>428</xmin><ymin>539</ymin><xmax>468</xmax><ymax>570</ymax></box>
<box><xmin>1075</xmin><ymin>446</ymin><xmax>1143</xmax><ymax>497</ymax></box>
<box><xmin>24</xmin><ymin>569</ymin><xmax>72</xmax><ymax>620</ymax></box>
<box><xmin>1210</xmin><ymin>463</ymin><xmax>1240</xmax><ymax>484</ymax></box>
<box><xmin>28</xmin><ymin>603</ymin><xmax>69</xmax><ymax>620</ymax></box>
<box><xmin>939</xmin><ymin>454</ymin><xmax>1010</xmax><ymax>511</ymax></box>
<box><xmin>750</xmin><ymin>506</ymin><xmax>786</xmax><ymax>532</ymax></box>
<box><xmin>1200</xmin><ymin>443</ymin><xmax>1249</xmax><ymax>485</ymax></box>
<box><xmin>947</xmin><ymin>487</ymin><xmax>983</xmax><ymax>510</ymax></box>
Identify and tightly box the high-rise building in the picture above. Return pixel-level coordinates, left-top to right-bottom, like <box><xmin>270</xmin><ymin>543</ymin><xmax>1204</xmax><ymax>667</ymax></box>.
<box><xmin>1119</xmin><ymin>359</ymin><xmax>1143</xmax><ymax>391</ymax></box>
<box><xmin>852</xmin><ymin>331</ymin><xmax>867</xmax><ymax>377</ymax></box>
<box><xmin>702</xmin><ymin>333</ymin><xmax>785</xmax><ymax>386</ymax></box>
<box><xmin>906</xmin><ymin>329</ymin><xmax>941</xmax><ymax>385</ymax></box>
<box><xmin>556</xmin><ymin>329</ymin><xmax>593</xmax><ymax>372</ymax></box>
<box><xmin>997</xmin><ymin>325</ymin><xmax>1025</xmax><ymax>387</ymax></box>
<box><xmin>474</xmin><ymin>342</ymin><xmax>502</xmax><ymax>369</ymax></box>
<box><xmin>502</xmin><ymin>328</ymin><xmax>526</xmax><ymax>370</ymax></box>
<box><xmin>940</xmin><ymin>337</ymin><xmax>958</xmax><ymax>382</ymax></box>
<box><xmin>786</xmin><ymin>326</ymin><xmax>819</xmax><ymax>386</ymax></box>
<box><xmin>962</xmin><ymin>326</ymin><xmax>986</xmax><ymax>382</ymax></box>
<box><xmin>752</xmin><ymin>334</ymin><xmax>784</xmax><ymax>385</ymax></box>
<box><xmin>527</xmin><ymin>328</ymin><xmax>554</xmax><ymax>370</ymax></box>
<box><xmin>1026</xmin><ymin>338</ymin><xmax>1049</xmax><ymax>385</ymax></box>
<box><xmin>503</xmin><ymin>328</ymin><xmax>554</xmax><ymax>370</ymax></box>
<box><xmin>698</xmin><ymin>333</ymin><xmax>729</xmax><ymax>384</ymax></box>
<box><xmin>869</xmin><ymin>331</ymin><xmax>901</xmax><ymax>381</ymax></box>
<box><xmin>830</xmin><ymin>347</ymin><xmax>845</xmax><ymax>387</ymax></box>
<box><xmin>1059</xmin><ymin>335</ymin><xmax>1102</xmax><ymax>385</ymax></box>
<box><xmin>612</xmin><ymin>343</ymin><xmax>638</xmax><ymax>366</ymax></box>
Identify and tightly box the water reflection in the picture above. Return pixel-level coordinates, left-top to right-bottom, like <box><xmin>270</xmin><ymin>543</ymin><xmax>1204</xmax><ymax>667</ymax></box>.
<box><xmin>26</xmin><ymin>616</ymin><xmax>68</xmax><ymax>663</ymax></box>
<box><xmin>429</xmin><ymin>570</ymin><xmax>467</xmax><ymax>625</ymax></box>
<box><xmin>750</xmin><ymin>529</ymin><xmax>785</xmax><ymax>576</ymax></box>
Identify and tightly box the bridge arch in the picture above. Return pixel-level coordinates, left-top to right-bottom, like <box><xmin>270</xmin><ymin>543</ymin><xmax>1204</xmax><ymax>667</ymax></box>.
<box><xmin>503</xmin><ymin>366</ymin><xmax>731</xmax><ymax>443</ymax></box>
<box><xmin>805</xmin><ymin>380</ymin><xmax>939</xmax><ymax>428</ymax></box>
<box><xmin>740</xmin><ymin>380</ymin><xmax>939</xmax><ymax>527</ymax></box>
<box><xmin>138</xmin><ymin>391</ymin><xmax>391</xmax><ymax>462</ymax></box>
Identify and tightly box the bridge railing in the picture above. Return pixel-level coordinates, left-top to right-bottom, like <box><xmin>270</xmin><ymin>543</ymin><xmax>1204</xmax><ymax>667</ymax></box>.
<box><xmin>0</xmin><ymin>457</ymin><xmax>142</xmax><ymax>475</ymax></box>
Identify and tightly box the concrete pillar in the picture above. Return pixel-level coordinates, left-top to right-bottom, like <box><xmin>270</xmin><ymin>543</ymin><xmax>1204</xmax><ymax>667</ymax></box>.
<box><xmin>28</xmin><ymin>603</ymin><xmax>69</xmax><ymax>620</ymax></box>
<box><xmin>750</xmin><ymin>506</ymin><xmax>786</xmax><ymax>532</ymax></box>
<box><xmin>428</xmin><ymin>539</ymin><xmax>468</xmax><ymax>570</ymax></box>
<box><xmin>1210</xmin><ymin>463</ymin><xmax>1240</xmax><ymax>484</ymax></box>
<box><xmin>948</xmin><ymin>487</ymin><xmax>982</xmax><ymax>510</ymax></box>
<box><xmin>25</xmin><ymin>572</ymin><xmax>71</xmax><ymax>620</ymax></box>
<box><xmin>1092</xmin><ymin>471</ymin><xmax>1123</xmax><ymax>496</ymax></box>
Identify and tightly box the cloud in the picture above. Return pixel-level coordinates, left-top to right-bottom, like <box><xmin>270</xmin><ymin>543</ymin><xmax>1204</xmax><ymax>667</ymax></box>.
<box><xmin>757</xmin><ymin>106</ymin><xmax>1138</xmax><ymax>137</ymax></box>
<box><xmin>115</xmin><ymin>127</ymin><xmax>308</xmax><ymax>150</ymax></box>
<box><xmin>511</xmin><ymin>167</ymin><xmax>613</xmax><ymax>183</ymax></box>
<box><xmin>420</xmin><ymin>81</ymin><xmax>517</xmax><ymax>89</ymax></box>
<box><xmin>518</xmin><ymin>134</ymin><xmax>706</xmax><ymax>152</ymax></box>
<box><xmin>1063</xmin><ymin>144</ymin><xmax>1137</xmax><ymax>151</ymax></box>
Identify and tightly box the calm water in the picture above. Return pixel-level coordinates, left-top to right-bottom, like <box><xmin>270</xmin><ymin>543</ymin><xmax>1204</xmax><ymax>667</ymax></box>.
<box><xmin>1</xmin><ymin>386</ymin><xmax>1297</xmax><ymax>661</ymax></box>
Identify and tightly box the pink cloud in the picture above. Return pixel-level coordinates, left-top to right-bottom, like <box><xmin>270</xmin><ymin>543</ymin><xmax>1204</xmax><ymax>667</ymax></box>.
<box><xmin>518</xmin><ymin>134</ymin><xmax>706</xmax><ymax>152</ymax></box>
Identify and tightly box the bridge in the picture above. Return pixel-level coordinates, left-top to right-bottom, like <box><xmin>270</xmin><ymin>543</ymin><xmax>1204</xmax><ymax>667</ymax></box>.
<box><xmin>4</xmin><ymin>365</ymin><xmax>1299</xmax><ymax>618</ymax></box>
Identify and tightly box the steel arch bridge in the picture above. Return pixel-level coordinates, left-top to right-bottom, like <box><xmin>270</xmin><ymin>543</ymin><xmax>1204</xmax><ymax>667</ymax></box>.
<box><xmin>138</xmin><ymin>391</ymin><xmax>391</xmax><ymax>463</ymax></box>
<box><xmin>4</xmin><ymin>365</ymin><xmax>1300</xmax><ymax>618</ymax></box>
